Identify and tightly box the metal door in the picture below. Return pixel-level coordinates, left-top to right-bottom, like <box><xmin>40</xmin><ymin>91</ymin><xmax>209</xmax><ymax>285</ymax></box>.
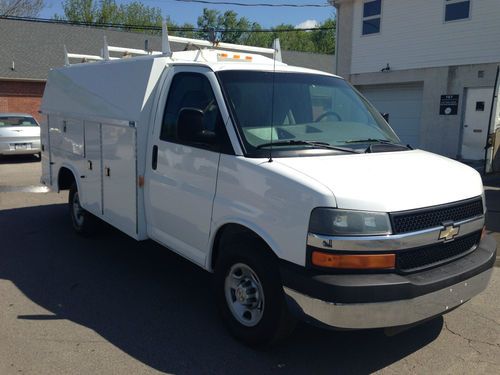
<box><xmin>461</xmin><ymin>87</ymin><xmax>494</xmax><ymax>160</ymax></box>
<box><xmin>40</xmin><ymin>114</ymin><xmax>52</xmax><ymax>186</ymax></box>
<box><xmin>146</xmin><ymin>67</ymin><xmax>222</xmax><ymax>267</ymax></box>
<box><xmin>359</xmin><ymin>83</ymin><xmax>423</xmax><ymax>148</ymax></box>
<box><xmin>80</xmin><ymin>121</ymin><xmax>102</xmax><ymax>216</ymax></box>
<box><xmin>102</xmin><ymin>123</ymin><xmax>137</xmax><ymax>237</ymax></box>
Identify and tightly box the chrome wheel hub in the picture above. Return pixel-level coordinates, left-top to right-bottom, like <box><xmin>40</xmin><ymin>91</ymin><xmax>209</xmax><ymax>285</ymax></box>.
<box><xmin>224</xmin><ymin>263</ymin><xmax>265</xmax><ymax>327</ymax></box>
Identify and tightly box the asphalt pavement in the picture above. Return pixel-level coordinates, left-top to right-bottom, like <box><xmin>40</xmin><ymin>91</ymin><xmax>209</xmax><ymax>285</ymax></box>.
<box><xmin>0</xmin><ymin>155</ymin><xmax>499</xmax><ymax>374</ymax></box>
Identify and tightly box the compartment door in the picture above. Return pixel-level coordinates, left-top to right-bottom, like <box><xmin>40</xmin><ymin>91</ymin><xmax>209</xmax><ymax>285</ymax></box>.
<box><xmin>40</xmin><ymin>114</ymin><xmax>52</xmax><ymax>186</ymax></box>
<box><xmin>80</xmin><ymin>121</ymin><xmax>102</xmax><ymax>215</ymax></box>
<box><xmin>102</xmin><ymin>124</ymin><xmax>137</xmax><ymax>237</ymax></box>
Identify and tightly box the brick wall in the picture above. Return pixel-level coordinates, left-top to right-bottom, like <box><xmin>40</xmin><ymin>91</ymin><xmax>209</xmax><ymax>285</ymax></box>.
<box><xmin>0</xmin><ymin>80</ymin><xmax>46</xmax><ymax>123</ymax></box>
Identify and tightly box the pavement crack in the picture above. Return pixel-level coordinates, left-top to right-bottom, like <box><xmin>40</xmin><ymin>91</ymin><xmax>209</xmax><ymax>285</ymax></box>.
<box><xmin>444</xmin><ymin>320</ymin><xmax>500</xmax><ymax>353</ymax></box>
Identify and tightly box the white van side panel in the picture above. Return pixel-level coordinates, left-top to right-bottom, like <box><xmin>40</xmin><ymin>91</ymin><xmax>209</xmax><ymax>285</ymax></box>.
<box><xmin>210</xmin><ymin>155</ymin><xmax>337</xmax><ymax>268</ymax></box>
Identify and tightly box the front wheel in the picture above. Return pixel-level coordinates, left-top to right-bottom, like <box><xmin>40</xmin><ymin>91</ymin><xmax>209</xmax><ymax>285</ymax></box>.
<box><xmin>69</xmin><ymin>183</ymin><xmax>98</xmax><ymax>236</ymax></box>
<box><xmin>214</xmin><ymin>239</ymin><xmax>296</xmax><ymax>346</ymax></box>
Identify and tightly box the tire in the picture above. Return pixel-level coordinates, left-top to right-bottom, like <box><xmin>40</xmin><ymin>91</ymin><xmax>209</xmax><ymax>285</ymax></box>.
<box><xmin>69</xmin><ymin>183</ymin><xmax>98</xmax><ymax>236</ymax></box>
<box><xmin>214</xmin><ymin>238</ymin><xmax>296</xmax><ymax>347</ymax></box>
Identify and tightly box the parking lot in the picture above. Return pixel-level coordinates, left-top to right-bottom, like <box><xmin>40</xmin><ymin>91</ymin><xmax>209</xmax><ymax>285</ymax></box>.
<box><xmin>0</xmin><ymin>156</ymin><xmax>499</xmax><ymax>375</ymax></box>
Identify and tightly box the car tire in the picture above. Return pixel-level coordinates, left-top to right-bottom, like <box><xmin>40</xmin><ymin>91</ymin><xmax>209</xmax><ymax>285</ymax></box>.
<box><xmin>69</xmin><ymin>183</ymin><xmax>98</xmax><ymax>236</ymax></box>
<box><xmin>214</xmin><ymin>238</ymin><xmax>296</xmax><ymax>347</ymax></box>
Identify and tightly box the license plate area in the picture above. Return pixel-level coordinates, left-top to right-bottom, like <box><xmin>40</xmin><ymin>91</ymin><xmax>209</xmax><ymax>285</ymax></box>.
<box><xmin>13</xmin><ymin>143</ymin><xmax>31</xmax><ymax>150</ymax></box>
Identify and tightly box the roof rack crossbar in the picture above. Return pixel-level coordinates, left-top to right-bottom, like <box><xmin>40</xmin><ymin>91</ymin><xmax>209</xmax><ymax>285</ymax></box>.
<box><xmin>62</xmin><ymin>18</ymin><xmax>282</xmax><ymax>65</ymax></box>
<box><xmin>64</xmin><ymin>46</ymin><xmax>104</xmax><ymax>65</ymax></box>
<box><xmin>167</xmin><ymin>35</ymin><xmax>277</xmax><ymax>56</ymax></box>
<box><xmin>108</xmin><ymin>46</ymin><xmax>162</xmax><ymax>56</ymax></box>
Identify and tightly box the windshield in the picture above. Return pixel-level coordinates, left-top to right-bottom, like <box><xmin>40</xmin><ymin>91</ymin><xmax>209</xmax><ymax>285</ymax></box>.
<box><xmin>217</xmin><ymin>71</ymin><xmax>401</xmax><ymax>156</ymax></box>
<box><xmin>0</xmin><ymin>116</ymin><xmax>38</xmax><ymax>127</ymax></box>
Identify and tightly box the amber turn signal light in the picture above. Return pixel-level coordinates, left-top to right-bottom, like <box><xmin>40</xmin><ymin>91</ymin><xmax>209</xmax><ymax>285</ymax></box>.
<box><xmin>311</xmin><ymin>251</ymin><xmax>396</xmax><ymax>269</ymax></box>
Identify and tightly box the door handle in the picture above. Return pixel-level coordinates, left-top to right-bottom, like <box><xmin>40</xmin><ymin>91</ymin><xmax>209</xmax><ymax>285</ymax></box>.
<box><xmin>105</xmin><ymin>166</ymin><xmax>110</xmax><ymax>177</ymax></box>
<box><xmin>152</xmin><ymin>145</ymin><xmax>158</xmax><ymax>170</ymax></box>
<box><xmin>88</xmin><ymin>160</ymin><xmax>93</xmax><ymax>170</ymax></box>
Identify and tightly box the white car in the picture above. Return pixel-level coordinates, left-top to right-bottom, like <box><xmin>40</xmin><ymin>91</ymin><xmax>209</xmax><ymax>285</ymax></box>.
<box><xmin>0</xmin><ymin>113</ymin><xmax>41</xmax><ymax>158</ymax></box>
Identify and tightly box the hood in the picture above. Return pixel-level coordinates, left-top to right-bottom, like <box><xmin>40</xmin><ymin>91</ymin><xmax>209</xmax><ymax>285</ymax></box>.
<box><xmin>276</xmin><ymin>150</ymin><xmax>483</xmax><ymax>212</ymax></box>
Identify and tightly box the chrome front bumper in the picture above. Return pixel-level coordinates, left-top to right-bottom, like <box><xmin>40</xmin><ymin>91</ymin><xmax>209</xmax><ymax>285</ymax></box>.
<box><xmin>284</xmin><ymin>268</ymin><xmax>492</xmax><ymax>329</ymax></box>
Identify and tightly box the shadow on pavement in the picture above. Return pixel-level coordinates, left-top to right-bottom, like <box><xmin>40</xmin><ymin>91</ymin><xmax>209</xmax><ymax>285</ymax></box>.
<box><xmin>485</xmin><ymin>188</ymin><xmax>500</xmax><ymax>233</ymax></box>
<box><xmin>0</xmin><ymin>204</ymin><xmax>443</xmax><ymax>374</ymax></box>
<box><xmin>0</xmin><ymin>154</ymin><xmax>40</xmax><ymax>164</ymax></box>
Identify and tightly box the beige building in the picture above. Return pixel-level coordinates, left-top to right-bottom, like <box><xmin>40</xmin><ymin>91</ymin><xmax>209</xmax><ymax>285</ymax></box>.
<box><xmin>332</xmin><ymin>0</ymin><xmax>500</xmax><ymax>171</ymax></box>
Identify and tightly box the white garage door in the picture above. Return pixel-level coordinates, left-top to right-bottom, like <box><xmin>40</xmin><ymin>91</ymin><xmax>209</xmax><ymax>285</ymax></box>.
<box><xmin>358</xmin><ymin>83</ymin><xmax>423</xmax><ymax>148</ymax></box>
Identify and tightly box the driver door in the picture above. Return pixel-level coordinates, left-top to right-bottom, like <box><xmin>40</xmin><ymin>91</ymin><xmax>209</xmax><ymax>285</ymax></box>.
<box><xmin>146</xmin><ymin>67</ymin><xmax>229</xmax><ymax>266</ymax></box>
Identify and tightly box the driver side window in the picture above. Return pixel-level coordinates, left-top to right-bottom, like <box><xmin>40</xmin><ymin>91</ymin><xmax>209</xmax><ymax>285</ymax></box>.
<box><xmin>160</xmin><ymin>73</ymin><xmax>223</xmax><ymax>144</ymax></box>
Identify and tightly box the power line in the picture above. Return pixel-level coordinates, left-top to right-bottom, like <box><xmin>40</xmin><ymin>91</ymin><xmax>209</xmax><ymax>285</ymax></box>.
<box><xmin>0</xmin><ymin>15</ymin><xmax>335</xmax><ymax>32</ymax></box>
<box><xmin>173</xmin><ymin>0</ymin><xmax>330</xmax><ymax>7</ymax></box>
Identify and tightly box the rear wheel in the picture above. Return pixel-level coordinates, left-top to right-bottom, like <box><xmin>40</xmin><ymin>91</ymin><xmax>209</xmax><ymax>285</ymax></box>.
<box><xmin>214</xmin><ymin>239</ymin><xmax>296</xmax><ymax>346</ymax></box>
<box><xmin>69</xmin><ymin>183</ymin><xmax>98</xmax><ymax>236</ymax></box>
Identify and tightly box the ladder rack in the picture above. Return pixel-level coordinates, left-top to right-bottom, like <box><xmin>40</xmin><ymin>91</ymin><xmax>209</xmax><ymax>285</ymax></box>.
<box><xmin>64</xmin><ymin>21</ymin><xmax>282</xmax><ymax>66</ymax></box>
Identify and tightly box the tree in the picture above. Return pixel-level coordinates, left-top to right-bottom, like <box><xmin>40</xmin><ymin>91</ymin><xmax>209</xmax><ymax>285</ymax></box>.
<box><xmin>57</xmin><ymin>0</ymin><xmax>162</xmax><ymax>28</ymax></box>
<box><xmin>195</xmin><ymin>8</ymin><xmax>335</xmax><ymax>54</ymax></box>
<box><xmin>55</xmin><ymin>4</ymin><xmax>335</xmax><ymax>54</ymax></box>
<box><xmin>310</xmin><ymin>18</ymin><xmax>335</xmax><ymax>55</ymax></box>
<box><xmin>57</xmin><ymin>0</ymin><xmax>98</xmax><ymax>23</ymax></box>
<box><xmin>196</xmin><ymin>8</ymin><xmax>251</xmax><ymax>44</ymax></box>
<box><xmin>0</xmin><ymin>0</ymin><xmax>44</xmax><ymax>17</ymax></box>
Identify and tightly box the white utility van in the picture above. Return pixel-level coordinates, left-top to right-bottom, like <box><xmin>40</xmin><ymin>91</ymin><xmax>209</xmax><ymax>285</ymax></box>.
<box><xmin>40</xmin><ymin>29</ymin><xmax>496</xmax><ymax>346</ymax></box>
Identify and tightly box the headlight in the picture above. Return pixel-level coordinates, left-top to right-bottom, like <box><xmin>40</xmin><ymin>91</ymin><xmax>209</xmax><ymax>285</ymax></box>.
<box><xmin>309</xmin><ymin>208</ymin><xmax>392</xmax><ymax>236</ymax></box>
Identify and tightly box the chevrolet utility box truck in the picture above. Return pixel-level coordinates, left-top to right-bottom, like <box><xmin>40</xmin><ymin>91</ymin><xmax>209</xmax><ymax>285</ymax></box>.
<box><xmin>40</xmin><ymin>30</ymin><xmax>496</xmax><ymax>346</ymax></box>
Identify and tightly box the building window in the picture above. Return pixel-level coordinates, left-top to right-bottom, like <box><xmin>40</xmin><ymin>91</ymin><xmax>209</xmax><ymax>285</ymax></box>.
<box><xmin>362</xmin><ymin>0</ymin><xmax>382</xmax><ymax>35</ymax></box>
<box><xmin>445</xmin><ymin>0</ymin><xmax>470</xmax><ymax>22</ymax></box>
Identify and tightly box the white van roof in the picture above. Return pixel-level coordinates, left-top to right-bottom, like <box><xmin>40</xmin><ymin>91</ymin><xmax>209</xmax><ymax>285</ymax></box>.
<box><xmin>41</xmin><ymin>29</ymin><xmax>338</xmax><ymax>124</ymax></box>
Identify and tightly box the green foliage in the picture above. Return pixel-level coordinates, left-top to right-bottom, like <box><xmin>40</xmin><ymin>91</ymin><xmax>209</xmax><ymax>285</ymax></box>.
<box><xmin>56</xmin><ymin>2</ymin><xmax>335</xmax><ymax>54</ymax></box>
<box><xmin>194</xmin><ymin>7</ymin><xmax>335</xmax><ymax>54</ymax></box>
<box><xmin>57</xmin><ymin>0</ymin><xmax>161</xmax><ymax>28</ymax></box>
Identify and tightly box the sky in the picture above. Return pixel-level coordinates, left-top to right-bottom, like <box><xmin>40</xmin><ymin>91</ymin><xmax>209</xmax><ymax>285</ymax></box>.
<box><xmin>40</xmin><ymin>0</ymin><xmax>336</xmax><ymax>28</ymax></box>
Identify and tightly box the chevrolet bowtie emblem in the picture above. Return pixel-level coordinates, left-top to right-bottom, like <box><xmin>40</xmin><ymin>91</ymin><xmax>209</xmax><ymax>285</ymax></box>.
<box><xmin>439</xmin><ymin>225</ymin><xmax>460</xmax><ymax>241</ymax></box>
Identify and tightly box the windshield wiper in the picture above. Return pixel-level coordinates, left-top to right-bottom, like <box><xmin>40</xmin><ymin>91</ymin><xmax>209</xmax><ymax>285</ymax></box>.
<box><xmin>345</xmin><ymin>139</ymin><xmax>412</xmax><ymax>153</ymax></box>
<box><xmin>345</xmin><ymin>138</ymin><xmax>396</xmax><ymax>144</ymax></box>
<box><xmin>256</xmin><ymin>140</ymin><xmax>359</xmax><ymax>153</ymax></box>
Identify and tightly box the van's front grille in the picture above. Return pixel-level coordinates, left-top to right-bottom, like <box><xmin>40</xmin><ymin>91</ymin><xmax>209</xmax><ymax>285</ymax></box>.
<box><xmin>396</xmin><ymin>232</ymin><xmax>481</xmax><ymax>272</ymax></box>
<box><xmin>390</xmin><ymin>197</ymin><xmax>483</xmax><ymax>234</ymax></box>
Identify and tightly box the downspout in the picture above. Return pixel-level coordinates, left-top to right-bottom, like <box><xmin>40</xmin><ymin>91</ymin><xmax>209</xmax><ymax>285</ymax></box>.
<box><xmin>334</xmin><ymin>2</ymin><xmax>340</xmax><ymax>76</ymax></box>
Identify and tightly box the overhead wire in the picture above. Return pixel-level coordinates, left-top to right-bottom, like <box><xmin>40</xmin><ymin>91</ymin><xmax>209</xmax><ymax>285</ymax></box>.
<box><xmin>0</xmin><ymin>15</ymin><xmax>335</xmax><ymax>32</ymax></box>
<box><xmin>173</xmin><ymin>0</ymin><xmax>330</xmax><ymax>7</ymax></box>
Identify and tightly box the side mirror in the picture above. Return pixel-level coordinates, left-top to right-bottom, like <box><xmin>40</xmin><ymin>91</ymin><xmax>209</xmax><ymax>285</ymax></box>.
<box><xmin>381</xmin><ymin>112</ymin><xmax>390</xmax><ymax>123</ymax></box>
<box><xmin>177</xmin><ymin>108</ymin><xmax>217</xmax><ymax>145</ymax></box>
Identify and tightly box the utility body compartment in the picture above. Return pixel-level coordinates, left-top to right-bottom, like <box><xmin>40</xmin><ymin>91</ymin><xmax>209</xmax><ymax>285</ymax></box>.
<box><xmin>41</xmin><ymin>57</ymin><xmax>167</xmax><ymax>239</ymax></box>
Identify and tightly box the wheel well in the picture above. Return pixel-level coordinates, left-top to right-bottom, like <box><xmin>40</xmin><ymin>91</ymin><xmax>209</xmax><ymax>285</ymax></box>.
<box><xmin>210</xmin><ymin>224</ymin><xmax>276</xmax><ymax>270</ymax></box>
<box><xmin>58</xmin><ymin>167</ymin><xmax>76</xmax><ymax>191</ymax></box>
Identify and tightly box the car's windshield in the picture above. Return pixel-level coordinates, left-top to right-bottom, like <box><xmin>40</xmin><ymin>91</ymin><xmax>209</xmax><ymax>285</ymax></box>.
<box><xmin>0</xmin><ymin>116</ymin><xmax>38</xmax><ymax>127</ymax></box>
<box><xmin>217</xmin><ymin>71</ymin><xmax>400</xmax><ymax>156</ymax></box>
